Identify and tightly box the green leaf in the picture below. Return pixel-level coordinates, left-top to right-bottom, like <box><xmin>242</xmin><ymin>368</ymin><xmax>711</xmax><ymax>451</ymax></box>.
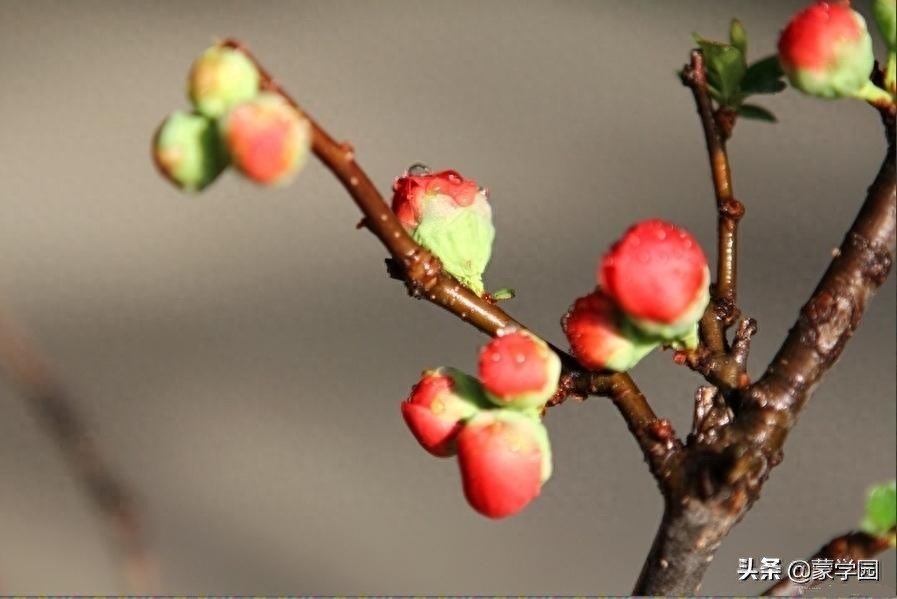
<box><xmin>737</xmin><ymin>104</ymin><xmax>777</xmax><ymax>122</ymax></box>
<box><xmin>695</xmin><ymin>38</ymin><xmax>746</xmax><ymax>105</ymax></box>
<box><xmin>860</xmin><ymin>481</ymin><xmax>897</xmax><ymax>537</ymax></box>
<box><xmin>729</xmin><ymin>18</ymin><xmax>747</xmax><ymax>57</ymax></box>
<box><xmin>706</xmin><ymin>83</ymin><xmax>724</xmax><ymax>103</ymax></box>
<box><xmin>742</xmin><ymin>54</ymin><xmax>786</xmax><ymax>95</ymax></box>
<box><xmin>489</xmin><ymin>288</ymin><xmax>516</xmax><ymax>301</ymax></box>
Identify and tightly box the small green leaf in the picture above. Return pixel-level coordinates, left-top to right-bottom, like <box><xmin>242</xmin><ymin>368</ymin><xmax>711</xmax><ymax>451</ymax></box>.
<box><xmin>729</xmin><ymin>18</ymin><xmax>748</xmax><ymax>58</ymax></box>
<box><xmin>706</xmin><ymin>83</ymin><xmax>724</xmax><ymax>103</ymax></box>
<box><xmin>860</xmin><ymin>481</ymin><xmax>897</xmax><ymax>537</ymax></box>
<box><xmin>696</xmin><ymin>39</ymin><xmax>746</xmax><ymax>105</ymax></box>
<box><xmin>861</xmin><ymin>481</ymin><xmax>897</xmax><ymax>536</ymax></box>
<box><xmin>737</xmin><ymin>104</ymin><xmax>777</xmax><ymax>122</ymax></box>
<box><xmin>489</xmin><ymin>288</ymin><xmax>516</xmax><ymax>301</ymax></box>
<box><xmin>742</xmin><ymin>54</ymin><xmax>786</xmax><ymax>95</ymax></box>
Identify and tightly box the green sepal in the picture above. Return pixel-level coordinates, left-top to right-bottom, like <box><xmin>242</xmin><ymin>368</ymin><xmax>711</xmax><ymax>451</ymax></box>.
<box><xmin>412</xmin><ymin>194</ymin><xmax>495</xmax><ymax>297</ymax></box>
<box><xmin>434</xmin><ymin>366</ymin><xmax>495</xmax><ymax>414</ymax></box>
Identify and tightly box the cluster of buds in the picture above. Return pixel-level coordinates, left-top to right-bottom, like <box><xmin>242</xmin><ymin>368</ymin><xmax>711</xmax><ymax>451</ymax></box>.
<box><xmin>153</xmin><ymin>45</ymin><xmax>312</xmax><ymax>191</ymax></box>
<box><xmin>391</xmin><ymin>166</ymin><xmax>495</xmax><ymax>296</ymax></box>
<box><xmin>401</xmin><ymin>330</ymin><xmax>559</xmax><ymax>518</ymax></box>
<box><xmin>778</xmin><ymin>1</ymin><xmax>895</xmax><ymax>102</ymax></box>
<box><xmin>563</xmin><ymin>219</ymin><xmax>710</xmax><ymax>372</ymax></box>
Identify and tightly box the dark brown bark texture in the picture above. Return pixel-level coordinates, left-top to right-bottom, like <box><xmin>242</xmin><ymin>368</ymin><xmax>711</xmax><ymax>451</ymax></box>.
<box><xmin>634</xmin><ymin>136</ymin><xmax>896</xmax><ymax>594</ymax></box>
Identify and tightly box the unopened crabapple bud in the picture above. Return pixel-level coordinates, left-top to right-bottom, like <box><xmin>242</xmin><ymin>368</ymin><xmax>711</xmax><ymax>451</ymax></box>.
<box><xmin>599</xmin><ymin>219</ymin><xmax>710</xmax><ymax>344</ymax></box>
<box><xmin>778</xmin><ymin>2</ymin><xmax>883</xmax><ymax>101</ymax></box>
<box><xmin>220</xmin><ymin>92</ymin><xmax>313</xmax><ymax>186</ymax></box>
<box><xmin>400</xmin><ymin>367</ymin><xmax>488</xmax><ymax>457</ymax></box>
<box><xmin>188</xmin><ymin>46</ymin><xmax>261</xmax><ymax>118</ymax></box>
<box><xmin>152</xmin><ymin>110</ymin><xmax>228</xmax><ymax>192</ymax></box>
<box><xmin>562</xmin><ymin>289</ymin><xmax>658</xmax><ymax>372</ymax></box>
<box><xmin>477</xmin><ymin>330</ymin><xmax>561</xmax><ymax>411</ymax></box>
<box><xmin>391</xmin><ymin>168</ymin><xmax>495</xmax><ymax>296</ymax></box>
<box><xmin>456</xmin><ymin>409</ymin><xmax>552</xmax><ymax>519</ymax></box>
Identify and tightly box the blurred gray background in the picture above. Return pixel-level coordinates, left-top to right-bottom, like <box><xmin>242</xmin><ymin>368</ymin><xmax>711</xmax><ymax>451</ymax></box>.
<box><xmin>0</xmin><ymin>0</ymin><xmax>894</xmax><ymax>595</ymax></box>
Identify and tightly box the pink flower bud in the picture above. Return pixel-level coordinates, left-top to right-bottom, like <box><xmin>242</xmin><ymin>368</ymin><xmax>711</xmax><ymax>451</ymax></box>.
<box><xmin>477</xmin><ymin>330</ymin><xmax>561</xmax><ymax>410</ymax></box>
<box><xmin>220</xmin><ymin>92</ymin><xmax>312</xmax><ymax>186</ymax></box>
<box><xmin>400</xmin><ymin>367</ymin><xmax>486</xmax><ymax>457</ymax></box>
<box><xmin>778</xmin><ymin>2</ymin><xmax>877</xmax><ymax>99</ymax></box>
<box><xmin>456</xmin><ymin>410</ymin><xmax>551</xmax><ymax>519</ymax></box>
<box><xmin>562</xmin><ymin>289</ymin><xmax>658</xmax><ymax>372</ymax></box>
<box><xmin>599</xmin><ymin>219</ymin><xmax>710</xmax><ymax>341</ymax></box>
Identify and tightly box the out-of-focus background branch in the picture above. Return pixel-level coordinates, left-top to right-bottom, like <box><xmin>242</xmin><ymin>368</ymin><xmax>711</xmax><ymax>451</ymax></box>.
<box><xmin>0</xmin><ymin>1</ymin><xmax>893</xmax><ymax>595</ymax></box>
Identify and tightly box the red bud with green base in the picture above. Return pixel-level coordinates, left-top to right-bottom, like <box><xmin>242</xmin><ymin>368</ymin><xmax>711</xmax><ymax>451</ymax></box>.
<box><xmin>456</xmin><ymin>409</ymin><xmax>552</xmax><ymax>519</ymax></box>
<box><xmin>220</xmin><ymin>92</ymin><xmax>313</xmax><ymax>186</ymax></box>
<box><xmin>401</xmin><ymin>367</ymin><xmax>488</xmax><ymax>457</ymax></box>
<box><xmin>477</xmin><ymin>330</ymin><xmax>561</xmax><ymax>411</ymax></box>
<box><xmin>778</xmin><ymin>2</ymin><xmax>890</xmax><ymax>103</ymax></box>
<box><xmin>391</xmin><ymin>167</ymin><xmax>495</xmax><ymax>296</ymax></box>
<box><xmin>599</xmin><ymin>219</ymin><xmax>709</xmax><ymax>346</ymax></box>
<box><xmin>563</xmin><ymin>289</ymin><xmax>659</xmax><ymax>372</ymax></box>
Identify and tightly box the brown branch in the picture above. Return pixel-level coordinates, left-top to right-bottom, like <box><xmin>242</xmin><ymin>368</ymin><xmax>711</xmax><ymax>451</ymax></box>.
<box><xmin>0</xmin><ymin>303</ymin><xmax>156</xmax><ymax>593</ymax></box>
<box><xmin>763</xmin><ymin>530</ymin><xmax>895</xmax><ymax>597</ymax></box>
<box><xmin>634</xmin><ymin>118</ymin><xmax>896</xmax><ymax>595</ymax></box>
<box><xmin>682</xmin><ymin>49</ymin><xmax>744</xmax><ymax>324</ymax></box>
<box><xmin>674</xmin><ymin>50</ymin><xmax>753</xmax><ymax>397</ymax></box>
<box><xmin>220</xmin><ymin>39</ymin><xmax>683</xmax><ymax>487</ymax></box>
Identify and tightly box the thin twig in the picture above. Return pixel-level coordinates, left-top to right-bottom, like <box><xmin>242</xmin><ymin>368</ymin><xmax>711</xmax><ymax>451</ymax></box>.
<box><xmin>676</xmin><ymin>50</ymin><xmax>753</xmax><ymax>395</ymax></box>
<box><xmin>220</xmin><ymin>39</ymin><xmax>683</xmax><ymax>485</ymax></box>
<box><xmin>682</xmin><ymin>50</ymin><xmax>744</xmax><ymax>318</ymax></box>
<box><xmin>0</xmin><ymin>303</ymin><xmax>156</xmax><ymax>593</ymax></box>
<box><xmin>762</xmin><ymin>529</ymin><xmax>895</xmax><ymax>597</ymax></box>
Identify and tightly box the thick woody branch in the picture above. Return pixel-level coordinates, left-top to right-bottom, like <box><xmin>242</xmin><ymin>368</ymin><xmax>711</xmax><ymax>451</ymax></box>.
<box><xmin>0</xmin><ymin>304</ymin><xmax>155</xmax><ymax>593</ymax></box>
<box><xmin>634</xmin><ymin>126</ymin><xmax>896</xmax><ymax>596</ymax></box>
<box><xmin>221</xmin><ymin>40</ymin><xmax>682</xmax><ymax>486</ymax></box>
<box><xmin>763</xmin><ymin>530</ymin><xmax>895</xmax><ymax>597</ymax></box>
<box><xmin>738</xmin><ymin>135</ymin><xmax>896</xmax><ymax>449</ymax></box>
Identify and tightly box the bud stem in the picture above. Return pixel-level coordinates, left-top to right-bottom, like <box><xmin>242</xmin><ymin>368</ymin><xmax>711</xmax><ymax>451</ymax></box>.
<box><xmin>885</xmin><ymin>52</ymin><xmax>897</xmax><ymax>97</ymax></box>
<box><xmin>853</xmin><ymin>80</ymin><xmax>894</xmax><ymax>107</ymax></box>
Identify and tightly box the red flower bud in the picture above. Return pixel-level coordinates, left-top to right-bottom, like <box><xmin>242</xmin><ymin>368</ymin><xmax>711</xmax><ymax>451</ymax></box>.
<box><xmin>477</xmin><ymin>330</ymin><xmax>561</xmax><ymax>410</ymax></box>
<box><xmin>220</xmin><ymin>92</ymin><xmax>312</xmax><ymax>186</ymax></box>
<box><xmin>456</xmin><ymin>410</ymin><xmax>551</xmax><ymax>519</ymax></box>
<box><xmin>400</xmin><ymin>367</ymin><xmax>486</xmax><ymax>457</ymax></box>
<box><xmin>391</xmin><ymin>169</ymin><xmax>481</xmax><ymax>229</ymax></box>
<box><xmin>390</xmin><ymin>166</ymin><xmax>495</xmax><ymax>296</ymax></box>
<box><xmin>562</xmin><ymin>289</ymin><xmax>658</xmax><ymax>372</ymax></box>
<box><xmin>778</xmin><ymin>2</ymin><xmax>879</xmax><ymax>100</ymax></box>
<box><xmin>599</xmin><ymin>219</ymin><xmax>709</xmax><ymax>341</ymax></box>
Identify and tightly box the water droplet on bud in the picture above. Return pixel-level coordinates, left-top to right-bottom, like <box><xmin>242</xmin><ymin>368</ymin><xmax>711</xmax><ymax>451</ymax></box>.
<box><xmin>407</xmin><ymin>162</ymin><xmax>430</xmax><ymax>176</ymax></box>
